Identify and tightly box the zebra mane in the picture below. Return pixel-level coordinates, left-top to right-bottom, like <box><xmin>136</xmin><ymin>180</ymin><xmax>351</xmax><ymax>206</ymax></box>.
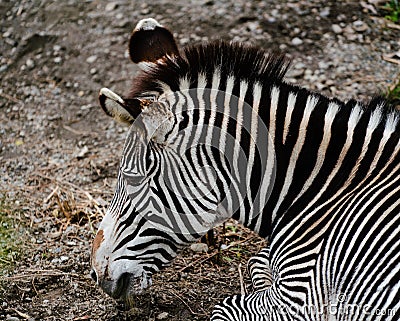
<box><xmin>128</xmin><ymin>40</ymin><xmax>396</xmax><ymax>123</ymax></box>
<box><xmin>129</xmin><ymin>40</ymin><xmax>290</xmax><ymax>97</ymax></box>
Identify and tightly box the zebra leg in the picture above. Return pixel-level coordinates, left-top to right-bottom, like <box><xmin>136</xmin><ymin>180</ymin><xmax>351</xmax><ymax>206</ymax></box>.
<box><xmin>247</xmin><ymin>246</ymin><xmax>273</xmax><ymax>293</ymax></box>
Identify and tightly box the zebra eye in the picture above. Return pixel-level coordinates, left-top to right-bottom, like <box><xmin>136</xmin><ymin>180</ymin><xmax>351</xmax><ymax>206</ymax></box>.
<box><xmin>122</xmin><ymin>169</ymin><xmax>146</xmax><ymax>186</ymax></box>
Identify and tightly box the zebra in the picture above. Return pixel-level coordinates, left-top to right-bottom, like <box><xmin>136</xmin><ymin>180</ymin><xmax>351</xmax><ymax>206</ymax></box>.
<box><xmin>90</xmin><ymin>18</ymin><xmax>400</xmax><ymax>320</ymax></box>
<box><xmin>247</xmin><ymin>246</ymin><xmax>273</xmax><ymax>293</ymax></box>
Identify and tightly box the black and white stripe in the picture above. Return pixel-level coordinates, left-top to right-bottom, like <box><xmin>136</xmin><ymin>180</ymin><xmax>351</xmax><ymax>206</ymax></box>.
<box><xmin>92</xmin><ymin>24</ymin><xmax>400</xmax><ymax>320</ymax></box>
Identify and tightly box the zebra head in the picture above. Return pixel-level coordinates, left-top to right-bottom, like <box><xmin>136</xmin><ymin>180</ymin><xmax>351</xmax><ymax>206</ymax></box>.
<box><xmin>90</xmin><ymin>18</ymin><xmax>234</xmax><ymax>300</ymax></box>
<box><xmin>91</xmin><ymin>88</ymin><xmax>177</xmax><ymax>299</ymax></box>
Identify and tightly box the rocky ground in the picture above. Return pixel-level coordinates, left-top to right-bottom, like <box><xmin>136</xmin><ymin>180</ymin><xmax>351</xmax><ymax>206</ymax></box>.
<box><xmin>0</xmin><ymin>0</ymin><xmax>399</xmax><ymax>320</ymax></box>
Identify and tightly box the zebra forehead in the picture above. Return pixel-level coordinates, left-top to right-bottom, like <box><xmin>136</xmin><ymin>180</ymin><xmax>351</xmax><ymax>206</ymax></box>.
<box><xmin>129</xmin><ymin>41</ymin><xmax>290</xmax><ymax>98</ymax></box>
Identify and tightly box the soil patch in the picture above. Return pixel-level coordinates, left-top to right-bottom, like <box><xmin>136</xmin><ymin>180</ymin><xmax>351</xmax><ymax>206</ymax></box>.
<box><xmin>1</xmin><ymin>0</ymin><xmax>399</xmax><ymax>320</ymax></box>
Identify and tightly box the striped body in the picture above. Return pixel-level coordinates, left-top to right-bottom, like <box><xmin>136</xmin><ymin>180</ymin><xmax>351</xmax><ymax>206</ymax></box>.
<box><xmin>247</xmin><ymin>246</ymin><xmax>273</xmax><ymax>293</ymax></box>
<box><xmin>91</xmin><ymin>19</ymin><xmax>400</xmax><ymax>320</ymax></box>
<box><xmin>163</xmin><ymin>72</ymin><xmax>400</xmax><ymax>320</ymax></box>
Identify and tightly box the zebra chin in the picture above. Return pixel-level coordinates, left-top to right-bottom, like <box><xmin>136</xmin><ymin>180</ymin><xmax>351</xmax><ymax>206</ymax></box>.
<box><xmin>98</xmin><ymin>271</ymin><xmax>153</xmax><ymax>300</ymax></box>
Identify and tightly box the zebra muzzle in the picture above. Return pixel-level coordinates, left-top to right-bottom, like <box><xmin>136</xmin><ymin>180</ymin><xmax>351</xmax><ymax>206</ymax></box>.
<box><xmin>96</xmin><ymin>270</ymin><xmax>152</xmax><ymax>300</ymax></box>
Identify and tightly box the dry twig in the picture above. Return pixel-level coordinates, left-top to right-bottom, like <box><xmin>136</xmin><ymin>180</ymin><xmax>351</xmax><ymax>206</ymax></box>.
<box><xmin>0</xmin><ymin>91</ymin><xmax>23</xmax><ymax>104</ymax></box>
<box><xmin>382</xmin><ymin>54</ymin><xmax>400</xmax><ymax>65</ymax></box>
<box><xmin>1</xmin><ymin>269</ymin><xmax>81</xmax><ymax>282</ymax></box>
<box><xmin>238</xmin><ymin>263</ymin><xmax>245</xmax><ymax>295</ymax></box>
<box><xmin>13</xmin><ymin>308</ymin><xmax>31</xmax><ymax>319</ymax></box>
<box><xmin>168</xmin><ymin>290</ymin><xmax>207</xmax><ymax>316</ymax></box>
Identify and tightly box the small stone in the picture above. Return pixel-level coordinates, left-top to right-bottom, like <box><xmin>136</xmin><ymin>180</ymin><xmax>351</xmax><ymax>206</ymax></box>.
<box><xmin>156</xmin><ymin>312</ymin><xmax>169</xmax><ymax>320</ymax></box>
<box><xmin>90</xmin><ymin>67</ymin><xmax>97</xmax><ymax>74</ymax></box>
<box><xmin>0</xmin><ymin>65</ymin><xmax>8</xmax><ymax>73</ymax></box>
<box><xmin>344</xmin><ymin>25</ymin><xmax>355</xmax><ymax>35</ymax></box>
<box><xmin>320</xmin><ymin>7</ymin><xmax>330</xmax><ymax>17</ymax></box>
<box><xmin>318</xmin><ymin>61</ymin><xmax>329</xmax><ymax>70</ymax></box>
<box><xmin>190</xmin><ymin>243</ymin><xmax>209</xmax><ymax>253</ymax></box>
<box><xmin>220</xmin><ymin>244</ymin><xmax>228</xmax><ymax>250</ymax></box>
<box><xmin>287</xmin><ymin>69</ymin><xmax>304</xmax><ymax>78</ymax></box>
<box><xmin>180</xmin><ymin>38</ymin><xmax>190</xmax><ymax>45</ymax></box>
<box><xmin>331</xmin><ymin>24</ymin><xmax>342</xmax><ymax>34</ymax></box>
<box><xmin>291</xmin><ymin>37</ymin><xmax>303</xmax><ymax>46</ymax></box>
<box><xmin>26</xmin><ymin>58</ymin><xmax>35</xmax><ymax>68</ymax></box>
<box><xmin>3</xmin><ymin>27</ymin><xmax>13</xmax><ymax>38</ymax></box>
<box><xmin>5</xmin><ymin>38</ymin><xmax>16</xmax><ymax>46</ymax></box>
<box><xmin>76</xmin><ymin>146</ymin><xmax>89</xmax><ymax>159</ymax></box>
<box><xmin>279</xmin><ymin>43</ymin><xmax>287</xmax><ymax>51</ymax></box>
<box><xmin>141</xmin><ymin>8</ymin><xmax>150</xmax><ymax>15</ymax></box>
<box><xmin>294</xmin><ymin>62</ymin><xmax>305</xmax><ymax>69</ymax></box>
<box><xmin>344</xmin><ymin>30</ymin><xmax>357</xmax><ymax>41</ymax></box>
<box><xmin>353</xmin><ymin>20</ymin><xmax>368</xmax><ymax>32</ymax></box>
<box><xmin>60</xmin><ymin>256</ymin><xmax>69</xmax><ymax>262</ymax></box>
<box><xmin>86</xmin><ymin>55</ymin><xmax>97</xmax><ymax>64</ymax></box>
<box><xmin>105</xmin><ymin>2</ymin><xmax>118</xmax><ymax>11</ymax></box>
<box><xmin>54</xmin><ymin>57</ymin><xmax>62</xmax><ymax>63</ymax></box>
<box><xmin>52</xmin><ymin>87</ymin><xmax>61</xmax><ymax>96</ymax></box>
<box><xmin>6</xmin><ymin>316</ymin><xmax>20</xmax><ymax>321</ymax></box>
<box><xmin>247</xmin><ymin>22</ymin><xmax>259</xmax><ymax>32</ymax></box>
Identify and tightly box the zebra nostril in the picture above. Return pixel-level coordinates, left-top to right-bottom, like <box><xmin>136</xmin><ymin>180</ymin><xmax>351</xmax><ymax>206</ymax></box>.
<box><xmin>90</xmin><ymin>269</ymin><xmax>98</xmax><ymax>283</ymax></box>
<box><xmin>116</xmin><ymin>272</ymin><xmax>130</xmax><ymax>296</ymax></box>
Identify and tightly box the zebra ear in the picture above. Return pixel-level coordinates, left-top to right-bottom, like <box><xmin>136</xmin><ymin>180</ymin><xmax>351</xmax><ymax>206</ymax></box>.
<box><xmin>129</xmin><ymin>18</ymin><xmax>179</xmax><ymax>65</ymax></box>
<box><xmin>99</xmin><ymin>88</ymin><xmax>144</xmax><ymax>125</ymax></box>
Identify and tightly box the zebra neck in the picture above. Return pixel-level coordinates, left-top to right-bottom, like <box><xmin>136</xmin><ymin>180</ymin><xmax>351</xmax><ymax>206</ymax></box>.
<box><xmin>163</xmin><ymin>79</ymin><xmax>399</xmax><ymax>240</ymax></box>
<box><xmin>254</xmin><ymin>84</ymin><xmax>400</xmax><ymax>239</ymax></box>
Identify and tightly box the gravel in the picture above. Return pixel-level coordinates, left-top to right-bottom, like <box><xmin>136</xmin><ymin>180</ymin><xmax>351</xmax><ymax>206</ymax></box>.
<box><xmin>0</xmin><ymin>0</ymin><xmax>399</xmax><ymax>320</ymax></box>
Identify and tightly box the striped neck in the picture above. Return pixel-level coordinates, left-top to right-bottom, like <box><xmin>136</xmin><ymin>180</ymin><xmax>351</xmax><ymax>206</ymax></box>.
<box><xmin>156</xmin><ymin>70</ymin><xmax>399</xmax><ymax>244</ymax></box>
<box><xmin>129</xmin><ymin>41</ymin><xmax>398</xmax><ymax>241</ymax></box>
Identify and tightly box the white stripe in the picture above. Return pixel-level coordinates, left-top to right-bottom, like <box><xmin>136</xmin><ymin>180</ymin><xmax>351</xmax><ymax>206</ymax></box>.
<box><xmin>272</xmin><ymin>94</ymin><xmax>319</xmax><ymax>222</ymax></box>
<box><xmin>219</xmin><ymin>76</ymin><xmax>235</xmax><ymax>154</ymax></box>
<box><xmin>268</xmin><ymin>86</ymin><xmax>280</xmax><ymax>144</ymax></box>
<box><xmin>282</xmin><ymin>102</ymin><xmax>364</xmax><ymax>221</ymax></box>
<box><xmin>233</xmin><ymin>80</ymin><xmax>248</xmax><ymax>182</ymax></box>
<box><xmin>282</xmin><ymin>92</ymin><xmax>297</xmax><ymax>144</ymax></box>
<box><xmin>348</xmin><ymin>102</ymin><xmax>364</xmax><ymax>127</ymax></box>
<box><xmin>291</xmin><ymin>101</ymin><xmax>341</xmax><ymax>205</ymax></box>
<box><xmin>252</xmin><ymin>87</ymin><xmax>279</xmax><ymax>230</ymax></box>
<box><xmin>233</xmin><ymin>80</ymin><xmax>249</xmax><ymax>224</ymax></box>
<box><xmin>179</xmin><ymin>76</ymin><xmax>191</xmax><ymax>91</ymax></box>
<box><xmin>246</xmin><ymin>82</ymin><xmax>262</xmax><ymax>206</ymax></box>
<box><xmin>197</xmin><ymin>73</ymin><xmax>207</xmax><ymax>90</ymax></box>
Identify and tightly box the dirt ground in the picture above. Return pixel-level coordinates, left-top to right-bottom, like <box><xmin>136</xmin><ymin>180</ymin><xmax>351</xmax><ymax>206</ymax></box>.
<box><xmin>0</xmin><ymin>0</ymin><xmax>399</xmax><ymax>320</ymax></box>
